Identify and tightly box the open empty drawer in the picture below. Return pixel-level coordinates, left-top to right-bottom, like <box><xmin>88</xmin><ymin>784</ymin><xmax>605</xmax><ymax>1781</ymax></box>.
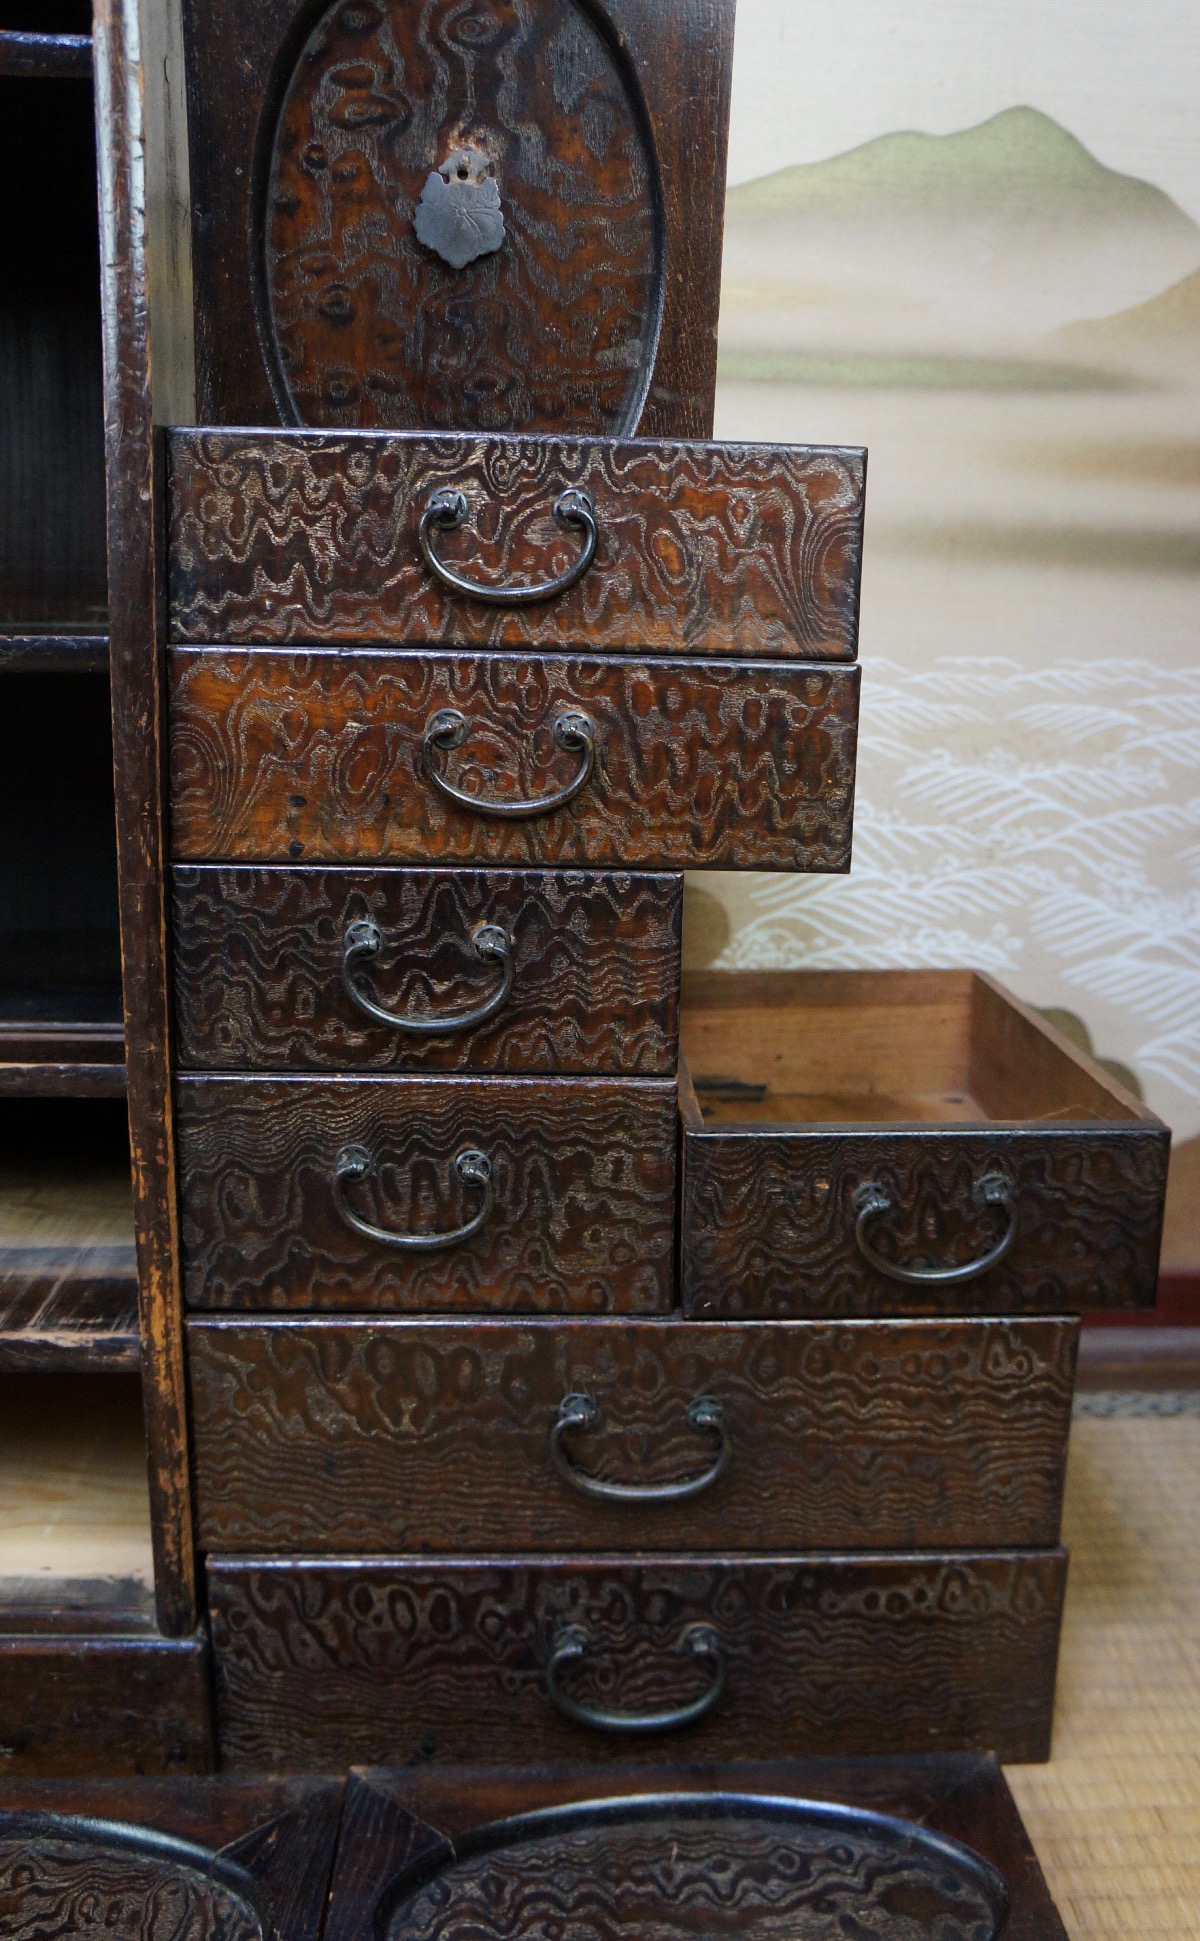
<box><xmin>679</xmin><ymin>970</ymin><xmax>1168</xmax><ymax>1318</ymax></box>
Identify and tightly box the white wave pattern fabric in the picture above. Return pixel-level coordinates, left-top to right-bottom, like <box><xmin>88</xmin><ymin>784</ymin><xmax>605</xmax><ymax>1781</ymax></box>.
<box><xmin>719</xmin><ymin>656</ymin><xmax>1200</xmax><ymax>1138</ymax></box>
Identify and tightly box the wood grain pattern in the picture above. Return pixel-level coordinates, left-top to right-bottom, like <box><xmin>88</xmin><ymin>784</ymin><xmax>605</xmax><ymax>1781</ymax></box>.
<box><xmin>0</xmin><ymin>1820</ymin><xmax>263</xmax><ymax>1940</ymax></box>
<box><xmin>176</xmin><ymin>1075</ymin><xmax>676</xmax><ymax>1312</ymax></box>
<box><xmin>681</xmin><ymin>1117</ymin><xmax>1169</xmax><ymax>1319</ymax></box>
<box><xmin>331</xmin><ymin>1759</ymin><xmax>1068</xmax><ymax>1941</ymax></box>
<box><xmin>187</xmin><ymin>1315</ymin><xmax>1077</xmax><ymax>1554</ymax></box>
<box><xmin>94</xmin><ymin>0</ymin><xmax>196</xmax><ymax>1631</ymax></box>
<box><xmin>0</xmin><ymin>1780</ymin><xmax>343</xmax><ymax>1938</ymax></box>
<box><xmin>181</xmin><ymin>0</ymin><xmax>734</xmax><ymax>438</ymax></box>
<box><xmin>372</xmin><ymin>1797</ymin><xmax>1007</xmax><ymax>1941</ymax></box>
<box><xmin>167</xmin><ymin>651</ymin><xmax>859</xmax><ymax>871</ymax></box>
<box><xmin>170</xmin><ymin>866</ymin><xmax>681</xmax><ymax>1075</ymax></box>
<box><xmin>263</xmin><ymin>1</ymin><xmax>659</xmax><ymax>435</ymax></box>
<box><xmin>167</xmin><ymin>432</ymin><xmax>864</xmax><ymax>658</ymax></box>
<box><xmin>207</xmin><ymin>1551</ymin><xmax>1067</xmax><ymax>1768</ymax></box>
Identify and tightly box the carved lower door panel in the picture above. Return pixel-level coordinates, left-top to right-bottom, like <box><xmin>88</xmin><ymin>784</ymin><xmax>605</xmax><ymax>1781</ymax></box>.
<box><xmin>207</xmin><ymin>1552</ymin><xmax>1068</xmax><ymax>1769</ymax></box>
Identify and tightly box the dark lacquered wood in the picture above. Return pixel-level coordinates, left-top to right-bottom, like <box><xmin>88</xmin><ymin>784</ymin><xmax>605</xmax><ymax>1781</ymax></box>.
<box><xmin>168</xmin><ymin>432</ymin><xmax>864</xmax><ymax>659</ymax></box>
<box><xmin>0</xmin><ymin>1627</ymin><xmax>210</xmax><ymax>1775</ymax></box>
<box><xmin>0</xmin><ymin>1776</ymin><xmax>342</xmax><ymax>1939</ymax></box>
<box><xmin>167</xmin><ymin>651</ymin><xmax>859</xmax><ymax>871</ymax></box>
<box><xmin>171</xmin><ymin>866</ymin><xmax>681</xmax><ymax>1075</ymax></box>
<box><xmin>207</xmin><ymin>1550</ymin><xmax>1067</xmax><ymax>1768</ymax></box>
<box><xmin>340</xmin><ymin>1788</ymin><xmax>1009</xmax><ymax>1941</ymax></box>
<box><xmin>176</xmin><ymin>1074</ymin><xmax>676</xmax><ymax>1312</ymax></box>
<box><xmin>680</xmin><ymin>969</ymin><xmax>1169</xmax><ymax>1317</ymax></box>
<box><xmin>187</xmin><ymin>1314</ymin><xmax>1077</xmax><ymax>1554</ymax></box>
<box><xmin>181</xmin><ymin>0</ymin><xmax>735</xmax><ymax>439</ymax></box>
<box><xmin>94</xmin><ymin>0</ymin><xmax>196</xmax><ymax>1632</ymax></box>
<box><xmin>328</xmin><ymin>1758</ymin><xmax>1068</xmax><ymax>1941</ymax></box>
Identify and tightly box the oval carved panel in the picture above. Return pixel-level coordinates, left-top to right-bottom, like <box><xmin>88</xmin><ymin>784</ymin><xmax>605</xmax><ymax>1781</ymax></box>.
<box><xmin>261</xmin><ymin>0</ymin><xmax>662</xmax><ymax>433</ymax></box>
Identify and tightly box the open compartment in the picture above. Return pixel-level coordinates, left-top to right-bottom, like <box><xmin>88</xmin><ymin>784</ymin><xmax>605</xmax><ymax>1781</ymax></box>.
<box><xmin>0</xmin><ymin>674</ymin><xmax>123</xmax><ymax>1091</ymax></box>
<box><xmin>679</xmin><ymin>970</ymin><xmax>1168</xmax><ymax>1317</ymax></box>
<box><xmin>0</xmin><ymin>22</ymin><xmax>106</xmax><ymax>651</ymax></box>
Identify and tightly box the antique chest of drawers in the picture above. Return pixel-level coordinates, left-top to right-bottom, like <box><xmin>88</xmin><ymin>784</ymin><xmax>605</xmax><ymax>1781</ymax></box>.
<box><xmin>156</xmin><ymin>414</ymin><xmax>1169</xmax><ymax>1771</ymax></box>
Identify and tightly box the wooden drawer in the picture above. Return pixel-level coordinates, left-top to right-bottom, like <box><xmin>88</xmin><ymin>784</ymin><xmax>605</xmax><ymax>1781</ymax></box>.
<box><xmin>188</xmin><ymin>1315</ymin><xmax>1077</xmax><ymax>1554</ymax></box>
<box><xmin>681</xmin><ymin>970</ymin><xmax>1168</xmax><ymax>1318</ymax></box>
<box><xmin>175</xmin><ymin>1075</ymin><xmax>675</xmax><ymax>1313</ymax></box>
<box><xmin>171</xmin><ymin>866</ymin><xmax>681</xmax><ymax>1076</ymax></box>
<box><xmin>168</xmin><ymin>432</ymin><xmax>864</xmax><ymax>660</ymax></box>
<box><xmin>207</xmin><ymin>1551</ymin><xmax>1067</xmax><ymax>1769</ymax></box>
<box><xmin>166</xmin><ymin>651</ymin><xmax>859</xmax><ymax>872</ymax></box>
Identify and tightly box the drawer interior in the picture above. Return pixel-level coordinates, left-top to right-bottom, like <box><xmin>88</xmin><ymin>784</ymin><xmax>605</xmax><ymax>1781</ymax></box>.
<box><xmin>680</xmin><ymin>969</ymin><xmax>1149</xmax><ymax>1128</ymax></box>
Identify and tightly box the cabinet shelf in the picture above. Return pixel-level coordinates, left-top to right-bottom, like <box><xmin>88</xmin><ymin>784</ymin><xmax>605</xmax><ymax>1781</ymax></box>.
<box><xmin>0</xmin><ymin>30</ymin><xmax>92</xmax><ymax>79</ymax></box>
<box><xmin>0</xmin><ymin>1100</ymin><xmax>136</xmax><ymax>1367</ymax></box>
<box><xmin>0</xmin><ymin>632</ymin><xmax>108</xmax><ymax>672</ymax></box>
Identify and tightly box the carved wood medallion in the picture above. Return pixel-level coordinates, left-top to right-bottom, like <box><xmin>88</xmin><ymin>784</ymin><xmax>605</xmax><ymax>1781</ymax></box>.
<box><xmin>0</xmin><ymin>1814</ymin><xmax>267</xmax><ymax>1941</ymax></box>
<box><xmin>377</xmin><ymin>1796</ymin><xmax>1008</xmax><ymax>1941</ymax></box>
<box><xmin>262</xmin><ymin>0</ymin><xmax>661</xmax><ymax>433</ymax></box>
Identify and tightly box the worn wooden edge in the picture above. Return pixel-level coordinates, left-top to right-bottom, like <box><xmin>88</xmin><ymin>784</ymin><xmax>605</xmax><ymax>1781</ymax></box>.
<box><xmin>0</xmin><ymin>1773</ymin><xmax>341</xmax><ymax>1850</ymax></box>
<box><xmin>94</xmin><ymin>0</ymin><xmax>196</xmax><ymax>1635</ymax></box>
<box><xmin>0</xmin><ymin>1063</ymin><xmax>128</xmax><ymax>1098</ymax></box>
<box><xmin>677</xmin><ymin>967</ymin><xmax>1170</xmax><ymax>1135</ymax></box>
<box><xmin>971</xmin><ymin>970</ymin><xmax>1165</xmax><ymax>1128</ymax></box>
<box><xmin>334</xmin><ymin>1755</ymin><xmax>1067</xmax><ymax>1941</ymax></box>
<box><xmin>0</xmin><ymin>634</ymin><xmax>109</xmax><ymax>672</ymax></box>
<box><xmin>0</xmin><ymin>30</ymin><xmax>94</xmax><ymax>79</ymax></box>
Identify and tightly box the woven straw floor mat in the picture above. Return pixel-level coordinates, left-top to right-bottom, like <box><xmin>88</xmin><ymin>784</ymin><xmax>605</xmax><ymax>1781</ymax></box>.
<box><xmin>1007</xmin><ymin>1412</ymin><xmax>1200</xmax><ymax>1938</ymax></box>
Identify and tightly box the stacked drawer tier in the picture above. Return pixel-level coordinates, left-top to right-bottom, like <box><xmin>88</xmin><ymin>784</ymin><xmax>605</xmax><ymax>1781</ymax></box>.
<box><xmin>165</xmin><ymin>427</ymin><xmax>1133</xmax><ymax>1768</ymax></box>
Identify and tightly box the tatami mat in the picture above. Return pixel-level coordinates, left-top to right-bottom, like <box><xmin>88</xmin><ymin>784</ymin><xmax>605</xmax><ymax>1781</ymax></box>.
<box><xmin>1007</xmin><ymin>1410</ymin><xmax>1200</xmax><ymax>1938</ymax></box>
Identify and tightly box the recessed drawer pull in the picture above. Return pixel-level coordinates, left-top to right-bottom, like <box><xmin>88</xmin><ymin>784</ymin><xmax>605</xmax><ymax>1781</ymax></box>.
<box><xmin>421</xmin><ymin>706</ymin><xmax>596</xmax><ymax>821</ymax></box>
<box><xmin>547</xmin><ymin>1622</ymin><xmax>725</xmax><ymax>1735</ymax></box>
<box><xmin>332</xmin><ymin>1145</ymin><xmax>493</xmax><ymax>1252</ymax></box>
<box><xmin>550</xmin><ymin>1392</ymin><xmax>730</xmax><ymax>1503</ymax></box>
<box><xmin>852</xmin><ymin>1172</ymin><xmax>1017</xmax><ymax>1286</ymax></box>
<box><xmin>418</xmin><ymin>485</ymin><xmax>598</xmax><ymax>606</ymax></box>
<box><xmin>340</xmin><ymin>918</ymin><xmax>515</xmax><ymax>1036</ymax></box>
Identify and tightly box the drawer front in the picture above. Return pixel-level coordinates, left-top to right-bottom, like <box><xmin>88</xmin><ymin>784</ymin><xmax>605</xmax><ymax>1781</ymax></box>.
<box><xmin>682</xmin><ymin>1125</ymin><xmax>1169</xmax><ymax>1317</ymax></box>
<box><xmin>188</xmin><ymin>1317</ymin><xmax>1076</xmax><ymax>1555</ymax></box>
<box><xmin>208</xmin><ymin>1552</ymin><xmax>1067</xmax><ymax>1769</ymax></box>
<box><xmin>167</xmin><ymin>651</ymin><xmax>859</xmax><ymax>872</ymax></box>
<box><xmin>168</xmin><ymin>432</ymin><xmax>865</xmax><ymax>660</ymax></box>
<box><xmin>171</xmin><ymin>866</ymin><xmax>681</xmax><ymax>1075</ymax></box>
<box><xmin>176</xmin><ymin>1076</ymin><xmax>675</xmax><ymax>1313</ymax></box>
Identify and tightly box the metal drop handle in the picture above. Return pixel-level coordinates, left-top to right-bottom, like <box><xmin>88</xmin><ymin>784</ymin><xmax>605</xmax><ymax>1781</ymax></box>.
<box><xmin>332</xmin><ymin>1145</ymin><xmax>492</xmax><ymax>1252</ymax></box>
<box><xmin>852</xmin><ymin>1172</ymin><xmax>1017</xmax><ymax>1286</ymax></box>
<box><xmin>418</xmin><ymin>485</ymin><xmax>598</xmax><ymax>605</ymax></box>
<box><xmin>546</xmin><ymin>1623</ymin><xmax>725</xmax><ymax>1735</ymax></box>
<box><xmin>550</xmin><ymin>1393</ymin><xmax>730</xmax><ymax>1503</ymax></box>
<box><xmin>340</xmin><ymin>918</ymin><xmax>514</xmax><ymax>1036</ymax></box>
<box><xmin>421</xmin><ymin>706</ymin><xmax>595</xmax><ymax>820</ymax></box>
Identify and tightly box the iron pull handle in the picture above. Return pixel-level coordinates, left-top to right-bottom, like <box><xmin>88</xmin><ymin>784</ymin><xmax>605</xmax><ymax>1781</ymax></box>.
<box><xmin>852</xmin><ymin>1172</ymin><xmax>1017</xmax><ymax>1286</ymax></box>
<box><xmin>332</xmin><ymin>1145</ymin><xmax>492</xmax><ymax>1252</ymax></box>
<box><xmin>341</xmin><ymin>919</ymin><xmax>514</xmax><ymax>1036</ymax></box>
<box><xmin>547</xmin><ymin>1623</ymin><xmax>725</xmax><ymax>1735</ymax></box>
<box><xmin>421</xmin><ymin>707</ymin><xmax>595</xmax><ymax>820</ymax></box>
<box><xmin>550</xmin><ymin>1393</ymin><xmax>730</xmax><ymax>1503</ymax></box>
<box><xmin>418</xmin><ymin>485</ymin><xmax>598</xmax><ymax>605</ymax></box>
